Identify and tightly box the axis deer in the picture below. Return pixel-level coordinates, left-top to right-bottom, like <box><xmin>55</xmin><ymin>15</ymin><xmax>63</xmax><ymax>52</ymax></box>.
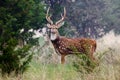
<box><xmin>46</xmin><ymin>7</ymin><xmax>97</xmax><ymax>64</ymax></box>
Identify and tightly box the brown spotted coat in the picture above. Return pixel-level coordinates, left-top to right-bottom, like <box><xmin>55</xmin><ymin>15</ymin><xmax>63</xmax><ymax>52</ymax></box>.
<box><xmin>51</xmin><ymin>36</ymin><xmax>96</xmax><ymax>63</ymax></box>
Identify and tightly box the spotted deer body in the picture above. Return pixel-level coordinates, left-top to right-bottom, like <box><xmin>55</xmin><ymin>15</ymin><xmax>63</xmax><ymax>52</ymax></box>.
<box><xmin>46</xmin><ymin>7</ymin><xmax>97</xmax><ymax>64</ymax></box>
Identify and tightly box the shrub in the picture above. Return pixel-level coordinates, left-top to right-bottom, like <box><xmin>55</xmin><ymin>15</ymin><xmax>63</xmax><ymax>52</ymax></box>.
<box><xmin>0</xmin><ymin>44</ymin><xmax>33</xmax><ymax>76</ymax></box>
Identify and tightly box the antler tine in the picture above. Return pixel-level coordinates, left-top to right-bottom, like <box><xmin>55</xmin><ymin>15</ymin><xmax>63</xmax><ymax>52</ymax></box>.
<box><xmin>46</xmin><ymin>7</ymin><xmax>53</xmax><ymax>24</ymax></box>
<box><xmin>55</xmin><ymin>7</ymin><xmax>66</xmax><ymax>26</ymax></box>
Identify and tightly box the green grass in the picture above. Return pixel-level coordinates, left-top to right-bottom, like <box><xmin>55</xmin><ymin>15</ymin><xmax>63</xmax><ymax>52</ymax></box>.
<box><xmin>1</xmin><ymin>31</ymin><xmax>120</xmax><ymax>80</ymax></box>
<box><xmin>0</xmin><ymin>60</ymin><xmax>78</xmax><ymax>80</ymax></box>
<box><xmin>1</xmin><ymin>54</ymin><xmax>120</xmax><ymax>80</ymax></box>
<box><xmin>22</xmin><ymin>60</ymin><xmax>79</xmax><ymax>80</ymax></box>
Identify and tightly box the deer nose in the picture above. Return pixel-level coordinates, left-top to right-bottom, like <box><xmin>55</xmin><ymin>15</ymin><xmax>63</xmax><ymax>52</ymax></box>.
<box><xmin>51</xmin><ymin>31</ymin><xmax>56</xmax><ymax>34</ymax></box>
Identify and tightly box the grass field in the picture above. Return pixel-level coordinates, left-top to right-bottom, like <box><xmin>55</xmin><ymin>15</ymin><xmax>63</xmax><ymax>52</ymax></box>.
<box><xmin>0</xmin><ymin>31</ymin><xmax>120</xmax><ymax>80</ymax></box>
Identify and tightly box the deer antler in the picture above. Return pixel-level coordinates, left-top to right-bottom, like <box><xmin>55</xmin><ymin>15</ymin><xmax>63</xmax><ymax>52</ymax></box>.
<box><xmin>55</xmin><ymin>7</ymin><xmax>66</xmax><ymax>27</ymax></box>
<box><xmin>46</xmin><ymin>7</ymin><xmax>53</xmax><ymax>25</ymax></box>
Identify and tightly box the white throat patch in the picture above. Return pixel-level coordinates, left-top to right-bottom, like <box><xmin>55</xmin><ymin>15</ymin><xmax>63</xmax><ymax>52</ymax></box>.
<box><xmin>50</xmin><ymin>33</ymin><xmax>57</xmax><ymax>40</ymax></box>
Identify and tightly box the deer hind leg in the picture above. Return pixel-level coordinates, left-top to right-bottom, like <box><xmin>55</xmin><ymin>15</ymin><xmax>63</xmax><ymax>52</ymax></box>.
<box><xmin>89</xmin><ymin>47</ymin><xmax>96</xmax><ymax>61</ymax></box>
<box><xmin>89</xmin><ymin>53</ymin><xmax>95</xmax><ymax>61</ymax></box>
<box><xmin>61</xmin><ymin>55</ymin><xmax>66</xmax><ymax>64</ymax></box>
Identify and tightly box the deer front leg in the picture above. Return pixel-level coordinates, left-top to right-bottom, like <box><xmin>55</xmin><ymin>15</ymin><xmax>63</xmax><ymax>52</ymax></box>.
<box><xmin>61</xmin><ymin>55</ymin><xmax>66</xmax><ymax>64</ymax></box>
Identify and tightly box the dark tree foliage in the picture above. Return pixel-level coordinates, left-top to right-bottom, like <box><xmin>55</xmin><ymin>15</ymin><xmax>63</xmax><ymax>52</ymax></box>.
<box><xmin>61</xmin><ymin>0</ymin><xmax>106</xmax><ymax>38</ymax></box>
<box><xmin>45</xmin><ymin>0</ymin><xmax>63</xmax><ymax>20</ymax></box>
<box><xmin>45</xmin><ymin>0</ymin><xmax>120</xmax><ymax>38</ymax></box>
<box><xmin>0</xmin><ymin>0</ymin><xmax>46</xmax><ymax>75</ymax></box>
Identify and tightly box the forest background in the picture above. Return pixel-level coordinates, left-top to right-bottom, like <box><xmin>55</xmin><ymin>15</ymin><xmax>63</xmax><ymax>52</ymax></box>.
<box><xmin>0</xmin><ymin>0</ymin><xmax>120</xmax><ymax>80</ymax></box>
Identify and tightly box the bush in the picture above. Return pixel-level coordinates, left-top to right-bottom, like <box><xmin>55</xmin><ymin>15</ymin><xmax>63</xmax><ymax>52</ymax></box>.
<box><xmin>0</xmin><ymin>44</ymin><xmax>33</xmax><ymax>76</ymax></box>
<box><xmin>73</xmin><ymin>53</ymin><xmax>98</xmax><ymax>73</ymax></box>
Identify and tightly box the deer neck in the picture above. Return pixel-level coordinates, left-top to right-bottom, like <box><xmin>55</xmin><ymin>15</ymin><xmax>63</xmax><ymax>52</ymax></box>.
<box><xmin>51</xmin><ymin>35</ymin><xmax>60</xmax><ymax>47</ymax></box>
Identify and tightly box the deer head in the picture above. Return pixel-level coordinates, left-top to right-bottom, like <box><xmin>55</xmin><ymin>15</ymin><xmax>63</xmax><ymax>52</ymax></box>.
<box><xmin>46</xmin><ymin>7</ymin><xmax>66</xmax><ymax>41</ymax></box>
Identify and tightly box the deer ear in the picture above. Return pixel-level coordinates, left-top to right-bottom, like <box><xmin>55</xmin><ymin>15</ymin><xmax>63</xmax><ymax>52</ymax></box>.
<box><xmin>57</xmin><ymin>21</ymin><xmax>65</xmax><ymax>28</ymax></box>
<box><xmin>47</xmin><ymin>23</ymin><xmax>51</xmax><ymax>28</ymax></box>
<box><xmin>42</xmin><ymin>27</ymin><xmax>47</xmax><ymax>35</ymax></box>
